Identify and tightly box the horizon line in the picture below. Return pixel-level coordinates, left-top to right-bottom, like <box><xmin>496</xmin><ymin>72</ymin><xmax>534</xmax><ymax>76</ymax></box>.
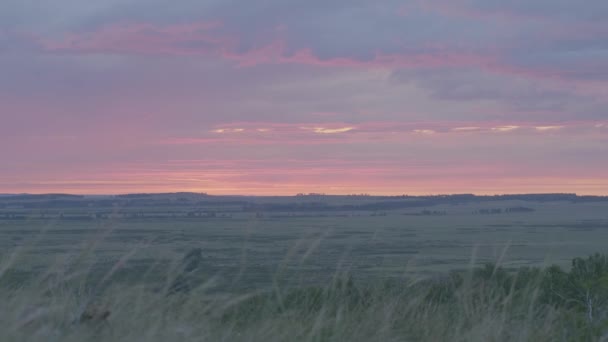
<box><xmin>2</xmin><ymin>192</ymin><xmax>608</xmax><ymax>198</ymax></box>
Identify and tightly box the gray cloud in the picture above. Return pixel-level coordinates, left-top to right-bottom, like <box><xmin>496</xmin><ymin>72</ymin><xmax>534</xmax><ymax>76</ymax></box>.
<box><xmin>468</xmin><ymin>0</ymin><xmax>608</xmax><ymax>22</ymax></box>
<box><xmin>1</xmin><ymin>0</ymin><xmax>607</xmax><ymax>124</ymax></box>
<box><xmin>390</xmin><ymin>67</ymin><xmax>608</xmax><ymax>120</ymax></box>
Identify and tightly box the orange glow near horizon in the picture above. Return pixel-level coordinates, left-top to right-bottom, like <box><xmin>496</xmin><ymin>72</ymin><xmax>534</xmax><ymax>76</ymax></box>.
<box><xmin>4</xmin><ymin>121</ymin><xmax>607</xmax><ymax>196</ymax></box>
<box><xmin>4</xmin><ymin>164</ymin><xmax>607</xmax><ymax>196</ymax></box>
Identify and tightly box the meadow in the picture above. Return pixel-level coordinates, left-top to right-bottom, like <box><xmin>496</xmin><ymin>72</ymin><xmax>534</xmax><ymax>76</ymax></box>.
<box><xmin>1</xmin><ymin>194</ymin><xmax>608</xmax><ymax>341</ymax></box>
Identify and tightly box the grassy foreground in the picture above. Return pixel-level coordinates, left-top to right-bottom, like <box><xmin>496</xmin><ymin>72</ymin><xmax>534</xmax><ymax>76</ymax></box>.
<box><xmin>2</xmin><ymin>251</ymin><xmax>608</xmax><ymax>341</ymax></box>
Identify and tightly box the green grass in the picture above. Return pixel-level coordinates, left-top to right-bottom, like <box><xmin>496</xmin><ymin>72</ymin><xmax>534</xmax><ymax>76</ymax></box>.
<box><xmin>2</xmin><ymin>244</ymin><xmax>608</xmax><ymax>341</ymax></box>
<box><xmin>3</xmin><ymin>204</ymin><xmax>608</xmax><ymax>286</ymax></box>
<box><xmin>1</xmin><ymin>200</ymin><xmax>607</xmax><ymax>341</ymax></box>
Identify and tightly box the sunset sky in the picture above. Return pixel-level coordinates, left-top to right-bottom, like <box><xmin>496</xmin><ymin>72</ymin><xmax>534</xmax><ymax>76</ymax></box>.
<box><xmin>1</xmin><ymin>0</ymin><xmax>607</xmax><ymax>195</ymax></box>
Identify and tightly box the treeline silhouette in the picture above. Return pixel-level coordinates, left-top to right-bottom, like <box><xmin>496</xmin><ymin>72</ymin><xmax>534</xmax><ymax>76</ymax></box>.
<box><xmin>0</xmin><ymin>193</ymin><xmax>606</xmax><ymax>211</ymax></box>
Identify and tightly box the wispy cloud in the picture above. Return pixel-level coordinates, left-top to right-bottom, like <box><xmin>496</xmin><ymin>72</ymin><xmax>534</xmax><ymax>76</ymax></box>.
<box><xmin>491</xmin><ymin>125</ymin><xmax>520</xmax><ymax>132</ymax></box>
<box><xmin>36</xmin><ymin>23</ymin><xmax>495</xmax><ymax>70</ymax></box>
<box><xmin>160</xmin><ymin>121</ymin><xmax>606</xmax><ymax>147</ymax></box>
<box><xmin>212</xmin><ymin>128</ymin><xmax>245</xmax><ymax>134</ymax></box>
<box><xmin>535</xmin><ymin>125</ymin><xmax>564</xmax><ymax>131</ymax></box>
<box><xmin>413</xmin><ymin>129</ymin><xmax>437</xmax><ymax>135</ymax></box>
<box><xmin>452</xmin><ymin>126</ymin><xmax>482</xmax><ymax>132</ymax></box>
<box><xmin>309</xmin><ymin>127</ymin><xmax>355</xmax><ymax>134</ymax></box>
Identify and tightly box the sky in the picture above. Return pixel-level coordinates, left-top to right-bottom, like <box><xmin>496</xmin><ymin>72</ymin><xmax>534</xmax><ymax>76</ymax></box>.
<box><xmin>1</xmin><ymin>0</ymin><xmax>607</xmax><ymax>195</ymax></box>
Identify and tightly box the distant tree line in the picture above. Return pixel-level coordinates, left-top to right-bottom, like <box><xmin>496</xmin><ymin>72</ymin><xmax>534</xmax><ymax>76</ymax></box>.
<box><xmin>475</xmin><ymin>207</ymin><xmax>536</xmax><ymax>215</ymax></box>
<box><xmin>1</xmin><ymin>193</ymin><xmax>605</xmax><ymax>212</ymax></box>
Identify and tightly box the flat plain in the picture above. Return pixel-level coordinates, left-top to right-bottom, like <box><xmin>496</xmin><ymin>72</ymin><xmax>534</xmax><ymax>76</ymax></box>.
<box><xmin>1</xmin><ymin>194</ymin><xmax>607</xmax><ymax>292</ymax></box>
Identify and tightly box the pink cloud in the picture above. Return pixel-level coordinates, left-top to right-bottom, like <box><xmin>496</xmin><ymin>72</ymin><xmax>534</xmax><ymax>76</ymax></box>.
<box><xmin>36</xmin><ymin>21</ymin><xmax>496</xmax><ymax>70</ymax></box>
<box><xmin>33</xmin><ymin>20</ymin><xmax>604</xmax><ymax>89</ymax></box>
<box><xmin>33</xmin><ymin>19</ymin><xmax>608</xmax><ymax>92</ymax></box>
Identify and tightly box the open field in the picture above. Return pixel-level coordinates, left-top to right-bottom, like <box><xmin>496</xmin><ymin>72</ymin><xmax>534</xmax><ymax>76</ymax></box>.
<box><xmin>2</xmin><ymin>194</ymin><xmax>608</xmax><ymax>341</ymax></box>
<box><xmin>1</xmin><ymin>194</ymin><xmax>607</xmax><ymax>290</ymax></box>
